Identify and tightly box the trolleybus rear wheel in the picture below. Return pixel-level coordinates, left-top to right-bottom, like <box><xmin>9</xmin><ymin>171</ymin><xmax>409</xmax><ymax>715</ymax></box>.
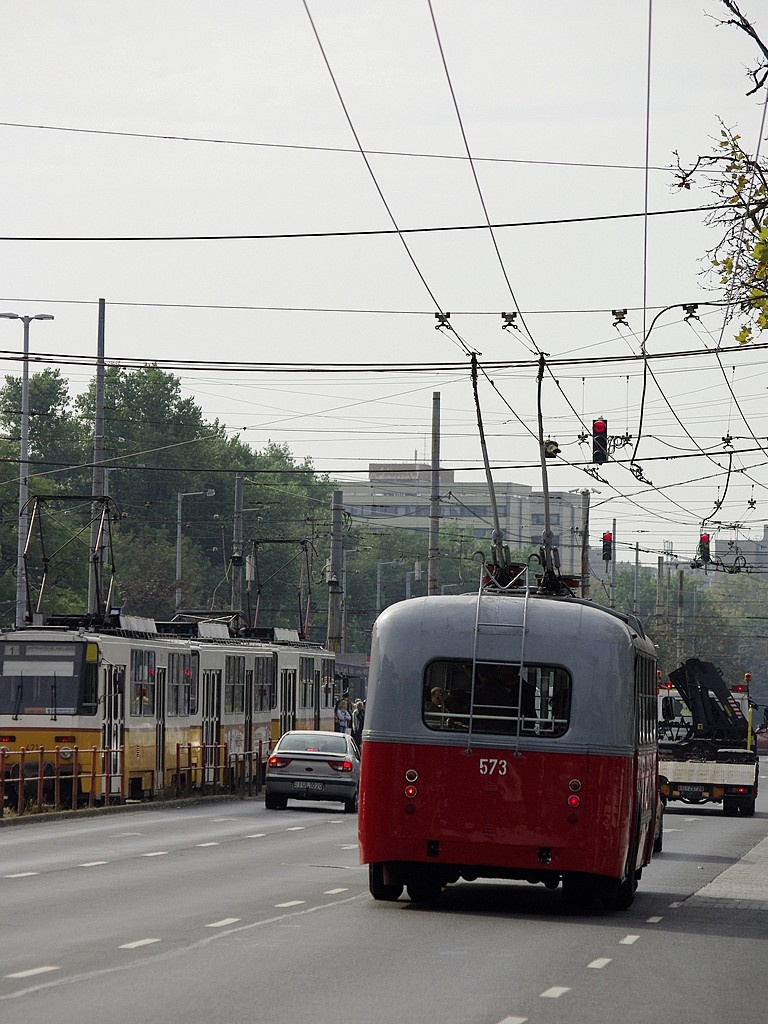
<box><xmin>369</xmin><ymin>863</ymin><xmax>403</xmax><ymax>902</ymax></box>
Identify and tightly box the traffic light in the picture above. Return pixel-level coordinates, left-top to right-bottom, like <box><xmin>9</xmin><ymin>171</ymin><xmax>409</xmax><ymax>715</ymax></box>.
<box><xmin>602</xmin><ymin>531</ymin><xmax>613</xmax><ymax>562</ymax></box>
<box><xmin>699</xmin><ymin>533</ymin><xmax>711</xmax><ymax>563</ymax></box>
<box><xmin>592</xmin><ymin>418</ymin><xmax>608</xmax><ymax>464</ymax></box>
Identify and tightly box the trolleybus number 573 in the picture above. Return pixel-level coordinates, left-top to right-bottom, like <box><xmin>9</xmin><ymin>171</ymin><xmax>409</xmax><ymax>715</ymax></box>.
<box><xmin>479</xmin><ymin>758</ymin><xmax>507</xmax><ymax>776</ymax></box>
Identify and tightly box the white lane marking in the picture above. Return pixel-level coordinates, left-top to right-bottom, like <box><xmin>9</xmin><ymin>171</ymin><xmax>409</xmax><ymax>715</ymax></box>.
<box><xmin>275</xmin><ymin>900</ymin><xmax>305</xmax><ymax>908</ymax></box>
<box><xmin>324</xmin><ymin>888</ymin><xmax>349</xmax><ymax>895</ymax></box>
<box><xmin>669</xmin><ymin>901</ymin><xmax>683</xmax><ymax>908</ymax></box>
<box><xmin>587</xmin><ymin>958</ymin><xmax>612</xmax><ymax>969</ymax></box>
<box><xmin>6</xmin><ymin>965</ymin><xmax>60</xmax><ymax>979</ymax></box>
<box><xmin>646</xmin><ymin>916</ymin><xmax>663</xmax><ymax>924</ymax></box>
<box><xmin>79</xmin><ymin>861</ymin><xmax>108</xmax><ymax>867</ymax></box>
<box><xmin>113</xmin><ymin>831</ymin><xmax>144</xmax><ymax>836</ymax></box>
<box><xmin>620</xmin><ymin>935</ymin><xmax>640</xmax><ymax>945</ymax></box>
<box><xmin>141</xmin><ymin>851</ymin><xmax>168</xmax><ymax>857</ymax></box>
<box><xmin>540</xmin><ymin>987</ymin><xmax>570</xmax><ymax>998</ymax></box>
<box><xmin>664</xmin><ymin>828</ymin><xmax>683</xmax><ymax>832</ymax></box>
<box><xmin>4</xmin><ymin>872</ymin><xmax>38</xmax><ymax>878</ymax></box>
<box><xmin>286</xmin><ymin>827</ymin><xmax>305</xmax><ymax>832</ymax></box>
<box><xmin>196</xmin><ymin>843</ymin><xmax>219</xmax><ymax>848</ymax></box>
<box><xmin>338</xmin><ymin>844</ymin><xmax>357</xmax><ymax>850</ymax></box>
<box><xmin>245</xmin><ymin>833</ymin><xmax>266</xmax><ymax>838</ymax></box>
<box><xmin>119</xmin><ymin>938</ymin><xmax>161</xmax><ymax>949</ymax></box>
<box><xmin>211</xmin><ymin>817</ymin><xmax>237</xmax><ymax>822</ymax></box>
<box><xmin>683</xmin><ymin>818</ymin><xmax>701</xmax><ymax>823</ymax></box>
<box><xmin>496</xmin><ymin>1017</ymin><xmax>528</xmax><ymax>1024</ymax></box>
<box><xmin>206</xmin><ymin>918</ymin><xmax>240</xmax><ymax>928</ymax></box>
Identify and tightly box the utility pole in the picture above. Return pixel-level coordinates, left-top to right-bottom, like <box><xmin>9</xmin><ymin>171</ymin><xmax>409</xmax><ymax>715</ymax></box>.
<box><xmin>88</xmin><ymin>298</ymin><xmax>106</xmax><ymax>617</ymax></box>
<box><xmin>428</xmin><ymin>391</ymin><xmax>440</xmax><ymax>595</ymax></box>
<box><xmin>610</xmin><ymin>517</ymin><xmax>617</xmax><ymax>608</ymax></box>
<box><xmin>580</xmin><ymin>489</ymin><xmax>590</xmax><ymax>599</ymax></box>
<box><xmin>326</xmin><ymin>490</ymin><xmax>343</xmax><ymax>654</ymax></box>
<box><xmin>230</xmin><ymin>473</ymin><xmax>244</xmax><ymax>622</ymax></box>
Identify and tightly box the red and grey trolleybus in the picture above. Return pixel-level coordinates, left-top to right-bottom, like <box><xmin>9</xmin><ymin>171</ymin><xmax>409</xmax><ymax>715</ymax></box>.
<box><xmin>358</xmin><ymin>587</ymin><xmax>659</xmax><ymax>910</ymax></box>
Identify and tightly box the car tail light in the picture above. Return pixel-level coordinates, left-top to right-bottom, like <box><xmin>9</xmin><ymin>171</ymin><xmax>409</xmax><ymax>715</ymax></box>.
<box><xmin>268</xmin><ymin>756</ymin><xmax>292</xmax><ymax>768</ymax></box>
<box><xmin>328</xmin><ymin>760</ymin><xmax>353</xmax><ymax>773</ymax></box>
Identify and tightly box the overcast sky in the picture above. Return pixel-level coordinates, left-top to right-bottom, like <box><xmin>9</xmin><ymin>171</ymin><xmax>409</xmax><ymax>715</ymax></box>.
<box><xmin>1</xmin><ymin>1</ymin><xmax>767</xmax><ymax>567</ymax></box>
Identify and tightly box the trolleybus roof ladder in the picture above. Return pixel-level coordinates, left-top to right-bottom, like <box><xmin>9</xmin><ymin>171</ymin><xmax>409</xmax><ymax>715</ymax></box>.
<box><xmin>466</xmin><ymin>561</ymin><xmax>533</xmax><ymax>757</ymax></box>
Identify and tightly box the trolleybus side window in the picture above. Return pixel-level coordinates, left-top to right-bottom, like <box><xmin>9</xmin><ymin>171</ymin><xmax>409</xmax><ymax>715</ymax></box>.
<box><xmin>130</xmin><ymin>649</ymin><xmax>156</xmax><ymax>717</ymax></box>
<box><xmin>635</xmin><ymin>654</ymin><xmax>657</xmax><ymax>746</ymax></box>
<box><xmin>225</xmin><ymin>655</ymin><xmax>245</xmax><ymax>713</ymax></box>
<box><xmin>423</xmin><ymin>659</ymin><xmax>571</xmax><ymax>737</ymax></box>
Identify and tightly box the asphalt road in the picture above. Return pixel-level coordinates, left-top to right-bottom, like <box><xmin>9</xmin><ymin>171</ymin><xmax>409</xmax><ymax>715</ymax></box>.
<box><xmin>0</xmin><ymin>764</ymin><xmax>766</xmax><ymax>1024</ymax></box>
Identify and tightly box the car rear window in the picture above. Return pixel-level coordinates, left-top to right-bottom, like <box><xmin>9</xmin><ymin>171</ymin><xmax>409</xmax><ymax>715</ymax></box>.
<box><xmin>278</xmin><ymin>733</ymin><xmax>348</xmax><ymax>754</ymax></box>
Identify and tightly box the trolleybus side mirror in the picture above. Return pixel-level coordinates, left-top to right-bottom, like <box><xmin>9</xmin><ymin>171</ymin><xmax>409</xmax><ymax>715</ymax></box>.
<box><xmin>661</xmin><ymin>696</ymin><xmax>675</xmax><ymax>721</ymax></box>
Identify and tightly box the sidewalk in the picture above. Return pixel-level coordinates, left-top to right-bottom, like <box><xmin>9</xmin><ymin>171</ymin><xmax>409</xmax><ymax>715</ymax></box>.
<box><xmin>692</xmin><ymin>831</ymin><xmax>768</xmax><ymax>910</ymax></box>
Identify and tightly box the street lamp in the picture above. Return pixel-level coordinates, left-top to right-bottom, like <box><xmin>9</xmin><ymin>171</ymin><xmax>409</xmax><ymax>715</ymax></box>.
<box><xmin>175</xmin><ymin>488</ymin><xmax>215</xmax><ymax>610</ymax></box>
<box><xmin>0</xmin><ymin>312</ymin><xmax>55</xmax><ymax>627</ymax></box>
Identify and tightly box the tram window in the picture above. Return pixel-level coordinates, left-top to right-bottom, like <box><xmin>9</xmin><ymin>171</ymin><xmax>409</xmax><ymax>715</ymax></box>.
<box><xmin>322</xmin><ymin>658</ymin><xmax>334</xmax><ymax>708</ymax></box>
<box><xmin>225</xmin><ymin>656</ymin><xmax>245</xmax><ymax>713</ymax></box>
<box><xmin>81</xmin><ymin>662</ymin><xmax>99</xmax><ymax>715</ymax></box>
<box><xmin>299</xmin><ymin>657</ymin><xmax>314</xmax><ymax>708</ymax></box>
<box><xmin>130</xmin><ymin>649</ymin><xmax>155</xmax><ymax>717</ymax></box>
<box><xmin>255</xmin><ymin>657</ymin><xmax>270</xmax><ymax>712</ymax></box>
<box><xmin>168</xmin><ymin>653</ymin><xmax>195</xmax><ymax>716</ymax></box>
<box><xmin>423</xmin><ymin>660</ymin><xmax>570</xmax><ymax>737</ymax></box>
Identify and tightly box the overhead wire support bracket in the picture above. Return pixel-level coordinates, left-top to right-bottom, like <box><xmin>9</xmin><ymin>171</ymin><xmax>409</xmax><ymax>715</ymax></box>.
<box><xmin>435</xmin><ymin>312</ymin><xmax>451</xmax><ymax>329</ymax></box>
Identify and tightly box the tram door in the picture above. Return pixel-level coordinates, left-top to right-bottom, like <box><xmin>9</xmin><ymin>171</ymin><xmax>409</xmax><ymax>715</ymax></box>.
<box><xmin>102</xmin><ymin>665</ymin><xmax>125</xmax><ymax>798</ymax></box>
<box><xmin>244</xmin><ymin>668</ymin><xmax>254</xmax><ymax>784</ymax></box>
<box><xmin>202</xmin><ymin>669</ymin><xmax>222</xmax><ymax>785</ymax></box>
<box><xmin>154</xmin><ymin>667</ymin><xmax>166</xmax><ymax>793</ymax></box>
<box><xmin>279</xmin><ymin>668</ymin><xmax>297</xmax><ymax>737</ymax></box>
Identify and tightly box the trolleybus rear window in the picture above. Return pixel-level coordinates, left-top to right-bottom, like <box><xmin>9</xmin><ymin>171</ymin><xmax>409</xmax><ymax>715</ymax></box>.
<box><xmin>423</xmin><ymin>659</ymin><xmax>570</xmax><ymax>737</ymax></box>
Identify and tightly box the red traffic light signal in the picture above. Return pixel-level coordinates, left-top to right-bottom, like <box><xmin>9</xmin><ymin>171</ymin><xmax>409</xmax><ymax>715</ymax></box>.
<box><xmin>602</xmin><ymin>531</ymin><xmax>613</xmax><ymax>561</ymax></box>
<box><xmin>592</xmin><ymin>418</ymin><xmax>608</xmax><ymax>464</ymax></box>
<box><xmin>699</xmin><ymin>533</ymin><xmax>711</xmax><ymax>563</ymax></box>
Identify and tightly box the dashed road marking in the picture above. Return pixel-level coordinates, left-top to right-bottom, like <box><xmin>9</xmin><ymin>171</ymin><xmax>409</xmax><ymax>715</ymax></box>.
<box><xmin>540</xmin><ymin>987</ymin><xmax>570</xmax><ymax>998</ymax></box>
<box><xmin>275</xmin><ymin>900</ymin><xmax>305</xmax><ymax>908</ymax></box>
<box><xmin>646</xmin><ymin>916</ymin><xmax>663</xmax><ymax>924</ymax></box>
<box><xmin>6</xmin><ymin>965</ymin><xmax>60</xmax><ymax>979</ymax></box>
<box><xmin>119</xmin><ymin>938</ymin><xmax>161</xmax><ymax>949</ymax></box>
<box><xmin>206</xmin><ymin>918</ymin><xmax>240</xmax><ymax>928</ymax></box>
<box><xmin>211</xmin><ymin>817</ymin><xmax>237</xmax><ymax>822</ymax></box>
<box><xmin>669</xmin><ymin>901</ymin><xmax>683</xmax><ymax>908</ymax></box>
<box><xmin>324</xmin><ymin>888</ymin><xmax>349</xmax><ymax>894</ymax></box>
<box><xmin>286</xmin><ymin>827</ymin><xmax>305</xmax><ymax>832</ymax></box>
<box><xmin>620</xmin><ymin>935</ymin><xmax>640</xmax><ymax>945</ymax></box>
<box><xmin>3</xmin><ymin>872</ymin><xmax>38</xmax><ymax>878</ymax></box>
<box><xmin>338</xmin><ymin>844</ymin><xmax>357</xmax><ymax>850</ymax></box>
<box><xmin>196</xmin><ymin>843</ymin><xmax>219</xmax><ymax>848</ymax></box>
<box><xmin>141</xmin><ymin>851</ymin><xmax>168</xmax><ymax>858</ymax></box>
<box><xmin>587</xmin><ymin>958</ymin><xmax>612</xmax><ymax>969</ymax></box>
<box><xmin>496</xmin><ymin>1017</ymin><xmax>528</xmax><ymax>1024</ymax></box>
<box><xmin>245</xmin><ymin>833</ymin><xmax>266</xmax><ymax>838</ymax></box>
<box><xmin>113</xmin><ymin>831</ymin><xmax>144</xmax><ymax>836</ymax></box>
<box><xmin>79</xmin><ymin>861</ymin><xmax>108</xmax><ymax>867</ymax></box>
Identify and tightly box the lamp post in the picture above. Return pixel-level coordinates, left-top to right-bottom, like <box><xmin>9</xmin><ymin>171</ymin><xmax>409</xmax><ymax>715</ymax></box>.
<box><xmin>175</xmin><ymin>488</ymin><xmax>215</xmax><ymax>610</ymax></box>
<box><xmin>0</xmin><ymin>312</ymin><xmax>55</xmax><ymax>627</ymax></box>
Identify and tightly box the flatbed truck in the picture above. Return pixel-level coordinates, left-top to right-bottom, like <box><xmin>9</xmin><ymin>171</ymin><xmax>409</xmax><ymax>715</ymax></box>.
<box><xmin>658</xmin><ymin>658</ymin><xmax>758</xmax><ymax>817</ymax></box>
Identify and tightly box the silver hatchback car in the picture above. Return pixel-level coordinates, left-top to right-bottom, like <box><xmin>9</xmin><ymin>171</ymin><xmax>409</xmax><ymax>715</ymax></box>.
<box><xmin>264</xmin><ymin>730</ymin><xmax>361</xmax><ymax>813</ymax></box>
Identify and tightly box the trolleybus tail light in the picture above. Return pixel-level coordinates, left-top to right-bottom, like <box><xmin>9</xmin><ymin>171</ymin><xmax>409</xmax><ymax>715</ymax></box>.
<box><xmin>404</xmin><ymin>784</ymin><xmax>417</xmax><ymax>798</ymax></box>
<box><xmin>567</xmin><ymin>794</ymin><xmax>581</xmax><ymax>808</ymax></box>
<box><xmin>268</xmin><ymin>755</ymin><xmax>292</xmax><ymax>768</ymax></box>
<box><xmin>328</xmin><ymin>759</ymin><xmax>354</xmax><ymax>773</ymax></box>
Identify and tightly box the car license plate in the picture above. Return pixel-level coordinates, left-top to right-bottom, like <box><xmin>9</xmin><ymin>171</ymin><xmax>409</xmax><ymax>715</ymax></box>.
<box><xmin>293</xmin><ymin>780</ymin><xmax>324</xmax><ymax>791</ymax></box>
